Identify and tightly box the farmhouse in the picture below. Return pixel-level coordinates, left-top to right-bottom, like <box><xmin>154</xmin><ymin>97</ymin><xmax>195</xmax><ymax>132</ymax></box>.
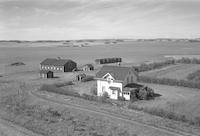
<box><xmin>40</xmin><ymin>70</ymin><xmax>54</xmax><ymax>78</ymax></box>
<box><xmin>40</xmin><ymin>58</ymin><xmax>77</xmax><ymax>72</ymax></box>
<box><xmin>81</xmin><ymin>64</ymin><xmax>94</xmax><ymax>71</ymax></box>
<box><xmin>96</xmin><ymin>65</ymin><xmax>138</xmax><ymax>100</ymax></box>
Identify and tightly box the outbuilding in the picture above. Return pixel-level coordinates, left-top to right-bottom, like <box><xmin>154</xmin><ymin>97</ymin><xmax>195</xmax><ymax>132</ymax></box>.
<box><xmin>81</xmin><ymin>64</ymin><xmax>94</xmax><ymax>71</ymax></box>
<box><xmin>40</xmin><ymin>58</ymin><xmax>77</xmax><ymax>72</ymax></box>
<box><xmin>40</xmin><ymin>70</ymin><xmax>54</xmax><ymax>78</ymax></box>
<box><xmin>76</xmin><ymin>73</ymin><xmax>86</xmax><ymax>81</ymax></box>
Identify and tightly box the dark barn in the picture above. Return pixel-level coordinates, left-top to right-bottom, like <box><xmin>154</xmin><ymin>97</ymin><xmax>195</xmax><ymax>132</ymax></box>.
<box><xmin>40</xmin><ymin>58</ymin><xmax>77</xmax><ymax>72</ymax></box>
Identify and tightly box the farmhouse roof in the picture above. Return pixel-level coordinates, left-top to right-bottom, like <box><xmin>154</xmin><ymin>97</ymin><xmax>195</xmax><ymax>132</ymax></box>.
<box><xmin>96</xmin><ymin>65</ymin><xmax>137</xmax><ymax>81</ymax></box>
<box><xmin>40</xmin><ymin>58</ymin><xmax>74</xmax><ymax>66</ymax></box>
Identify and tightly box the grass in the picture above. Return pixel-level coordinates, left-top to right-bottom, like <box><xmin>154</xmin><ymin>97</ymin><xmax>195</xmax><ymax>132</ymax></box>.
<box><xmin>0</xmin><ymin>93</ymin><xmax>137</xmax><ymax>136</ymax></box>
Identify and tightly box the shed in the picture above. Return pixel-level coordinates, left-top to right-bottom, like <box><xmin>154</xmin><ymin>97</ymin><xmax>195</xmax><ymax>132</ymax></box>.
<box><xmin>40</xmin><ymin>70</ymin><xmax>54</xmax><ymax>78</ymax></box>
<box><xmin>76</xmin><ymin>73</ymin><xmax>86</xmax><ymax>81</ymax></box>
<box><xmin>81</xmin><ymin>64</ymin><xmax>94</xmax><ymax>71</ymax></box>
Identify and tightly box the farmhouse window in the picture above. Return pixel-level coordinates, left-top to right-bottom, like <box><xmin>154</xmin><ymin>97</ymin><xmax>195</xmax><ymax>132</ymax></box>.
<box><xmin>112</xmin><ymin>90</ymin><xmax>115</xmax><ymax>94</ymax></box>
<box><xmin>102</xmin><ymin>86</ymin><xmax>105</xmax><ymax>92</ymax></box>
<box><xmin>57</xmin><ymin>68</ymin><xmax>59</xmax><ymax>70</ymax></box>
<box><xmin>48</xmin><ymin>67</ymin><xmax>50</xmax><ymax>69</ymax></box>
<box><xmin>127</xmin><ymin>77</ymin><xmax>129</xmax><ymax>83</ymax></box>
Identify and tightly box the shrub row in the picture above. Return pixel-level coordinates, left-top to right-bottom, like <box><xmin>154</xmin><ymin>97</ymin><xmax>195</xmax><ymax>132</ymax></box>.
<box><xmin>128</xmin><ymin>104</ymin><xmax>200</xmax><ymax>126</ymax></box>
<box><xmin>134</xmin><ymin>58</ymin><xmax>200</xmax><ymax>72</ymax></box>
<box><xmin>133</xmin><ymin>60</ymin><xmax>176</xmax><ymax>72</ymax></box>
<box><xmin>187</xmin><ymin>70</ymin><xmax>200</xmax><ymax>81</ymax></box>
<box><xmin>139</xmin><ymin>76</ymin><xmax>200</xmax><ymax>89</ymax></box>
<box><xmin>95</xmin><ymin>58</ymin><xmax>122</xmax><ymax>64</ymax></box>
<box><xmin>81</xmin><ymin>75</ymin><xmax>94</xmax><ymax>82</ymax></box>
<box><xmin>40</xmin><ymin>84</ymin><xmax>80</xmax><ymax>97</ymax></box>
<box><xmin>40</xmin><ymin>84</ymin><xmax>111</xmax><ymax>104</ymax></box>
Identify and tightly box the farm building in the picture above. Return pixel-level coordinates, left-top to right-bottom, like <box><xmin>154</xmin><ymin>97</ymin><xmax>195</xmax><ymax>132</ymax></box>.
<box><xmin>95</xmin><ymin>57</ymin><xmax>122</xmax><ymax>64</ymax></box>
<box><xmin>96</xmin><ymin>65</ymin><xmax>138</xmax><ymax>100</ymax></box>
<box><xmin>40</xmin><ymin>70</ymin><xmax>54</xmax><ymax>78</ymax></box>
<box><xmin>76</xmin><ymin>73</ymin><xmax>86</xmax><ymax>81</ymax></box>
<box><xmin>40</xmin><ymin>58</ymin><xmax>77</xmax><ymax>72</ymax></box>
<box><xmin>81</xmin><ymin>64</ymin><xmax>94</xmax><ymax>71</ymax></box>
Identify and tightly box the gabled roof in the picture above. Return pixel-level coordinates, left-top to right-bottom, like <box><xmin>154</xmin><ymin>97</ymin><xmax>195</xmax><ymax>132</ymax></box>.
<box><xmin>96</xmin><ymin>65</ymin><xmax>137</xmax><ymax>81</ymax></box>
<box><xmin>40</xmin><ymin>58</ymin><xmax>74</xmax><ymax>66</ymax></box>
<box><xmin>83</xmin><ymin>64</ymin><xmax>94</xmax><ymax>68</ymax></box>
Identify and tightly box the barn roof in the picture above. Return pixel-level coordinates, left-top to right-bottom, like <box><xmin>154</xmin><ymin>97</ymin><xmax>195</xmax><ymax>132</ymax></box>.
<box><xmin>96</xmin><ymin>65</ymin><xmax>137</xmax><ymax>81</ymax></box>
<box><xmin>40</xmin><ymin>58</ymin><xmax>75</xmax><ymax>66</ymax></box>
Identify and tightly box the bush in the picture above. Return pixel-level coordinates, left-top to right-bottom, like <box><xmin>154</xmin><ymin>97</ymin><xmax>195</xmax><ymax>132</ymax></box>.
<box><xmin>81</xmin><ymin>75</ymin><xmax>94</xmax><ymax>82</ymax></box>
<box><xmin>118</xmin><ymin>96</ymin><xmax>125</xmax><ymax>101</ymax></box>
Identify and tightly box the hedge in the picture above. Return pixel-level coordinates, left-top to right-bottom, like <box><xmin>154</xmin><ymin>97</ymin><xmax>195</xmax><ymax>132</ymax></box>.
<box><xmin>139</xmin><ymin>76</ymin><xmax>200</xmax><ymax>89</ymax></box>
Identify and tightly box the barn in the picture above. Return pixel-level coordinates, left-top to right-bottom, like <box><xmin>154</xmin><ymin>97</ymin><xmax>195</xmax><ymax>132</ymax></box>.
<box><xmin>81</xmin><ymin>64</ymin><xmax>94</xmax><ymax>71</ymax></box>
<box><xmin>40</xmin><ymin>70</ymin><xmax>54</xmax><ymax>78</ymax></box>
<box><xmin>40</xmin><ymin>58</ymin><xmax>77</xmax><ymax>72</ymax></box>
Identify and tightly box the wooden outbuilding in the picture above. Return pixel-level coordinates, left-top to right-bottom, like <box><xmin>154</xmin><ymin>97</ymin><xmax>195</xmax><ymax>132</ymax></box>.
<box><xmin>81</xmin><ymin>64</ymin><xmax>94</xmax><ymax>71</ymax></box>
<box><xmin>40</xmin><ymin>70</ymin><xmax>54</xmax><ymax>78</ymax></box>
<box><xmin>40</xmin><ymin>58</ymin><xmax>77</xmax><ymax>72</ymax></box>
<box><xmin>77</xmin><ymin>73</ymin><xmax>86</xmax><ymax>81</ymax></box>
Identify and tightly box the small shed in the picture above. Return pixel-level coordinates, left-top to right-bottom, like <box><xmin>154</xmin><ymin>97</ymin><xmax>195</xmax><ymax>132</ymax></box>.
<box><xmin>40</xmin><ymin>70</ymin><xmax>54</xmax><ymax>78</ymax></box>
<box><xmin>76</xmin><ymin>73</ymin><xmax>86</xmax><ymax>81</ymax></box>
<box><xmin>81</xmin><ymin>64</ymin><xmax>94</xmax><ymax>71</ymax></box>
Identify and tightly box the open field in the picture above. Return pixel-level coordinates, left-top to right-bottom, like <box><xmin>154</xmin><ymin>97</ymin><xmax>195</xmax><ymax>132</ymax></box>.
<box><xmin>140</xmin><ymin>64</ymin><xmax>200</xmax><ymax>80</ymax></box>
<box><xmin>1</xmin><ymin>40</ymin><xmax>200</xmax><ymax>74</ymax></box>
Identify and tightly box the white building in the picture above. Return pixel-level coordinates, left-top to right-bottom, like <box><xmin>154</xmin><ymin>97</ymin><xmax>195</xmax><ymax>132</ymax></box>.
<box><xmin>96</xmin><ymin>65</ymin><xmax>138</xmax><ymax>100</ymax></box>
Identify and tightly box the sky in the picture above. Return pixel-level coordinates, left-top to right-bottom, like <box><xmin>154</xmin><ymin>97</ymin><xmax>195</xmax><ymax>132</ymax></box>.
<box><xmin>0</xmin><ymin>0</ymin><xmax>200</xmax><ymax>40</ymax></box>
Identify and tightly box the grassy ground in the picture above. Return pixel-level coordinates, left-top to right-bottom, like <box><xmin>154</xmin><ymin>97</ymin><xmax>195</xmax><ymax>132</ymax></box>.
<box><xmin>132</xmin><ymin>83</ymin><xmax>200</xmax><ymax>120</ymax></box>
<box><xmin>140</xmin><ymin>64</ymin><xmax>200</xmax><ymax>80</ymax></box>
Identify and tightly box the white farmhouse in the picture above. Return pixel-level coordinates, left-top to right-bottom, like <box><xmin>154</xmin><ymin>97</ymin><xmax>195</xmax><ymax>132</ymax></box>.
<box><xmin>96</xmin><ymin>65</ymin><xmax>138</xmax><ymax>100</ymax></box>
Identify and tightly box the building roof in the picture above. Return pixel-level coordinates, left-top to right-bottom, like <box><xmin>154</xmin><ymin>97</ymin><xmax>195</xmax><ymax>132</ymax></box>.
<box><xmin>124</xmin><ymin>83</ymin><xmax>144</xmax><ymax>88</ymax></box>
<box><xmin>83</xmin><ymin>64</ymin><xmax>94</xmax><ymax>68</ymax></box>
<box><xmin>96</xmin><ymin>65</ymin><xmax>137</xmax><ymax>81</ymax></box>
<box><xmin>40</xmin><ymin>70</ymin><xmax>53</xmax><ymax>74</ymax></box>
<box><xmin>40</xmin><ymin>58</ymin><xmax>74</xmax><ymax>66</ymax></box>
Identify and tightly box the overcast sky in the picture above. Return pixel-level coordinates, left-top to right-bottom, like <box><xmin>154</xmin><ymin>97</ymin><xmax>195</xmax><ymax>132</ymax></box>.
<box><xmin>0</xmin><ymin>0</ymin><xmax>200</xmax><ymax>40</ymax></box>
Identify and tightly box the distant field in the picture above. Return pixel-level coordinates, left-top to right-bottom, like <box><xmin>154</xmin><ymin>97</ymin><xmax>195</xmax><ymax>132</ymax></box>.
<box><xmin>1</xmin><ymin>40</ymin><xmax>200</xmax><ymax>74</ymax></box>
<box><xmin>140</xmin><ymin>64</ymin><xmax>200</xmax><ymax>80</ymax></box>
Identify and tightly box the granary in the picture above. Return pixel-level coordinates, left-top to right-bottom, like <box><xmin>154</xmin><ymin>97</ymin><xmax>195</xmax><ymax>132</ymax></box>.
<box><xmin>81</xmin><ymin>64</ymin><xmax>94</xmax><ymax>71</ymax></box>
<box><xmin>95</xmin><ymin>65</ymin><xmax>138</xmax><ymax>100</ymax></box>
<box><xmin>40</xmin><ymin>70</ymin><xmax>54</xmax><ymax>78</ymax></box>
<box><xmin>40</xmin><ymin>58</ymin><xmax>77</xmax><ymax>72</ymax></box>
<box><xmin>95</xmin><ymin>57</ymin><xmax>122</xmax><ymax>65</ymax></box>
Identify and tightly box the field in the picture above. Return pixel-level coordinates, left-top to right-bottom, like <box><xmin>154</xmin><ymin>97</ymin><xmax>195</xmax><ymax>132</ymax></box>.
<box><xmin>140</xmin><ymin>64</ymin><xmax>200</xmax><ymax>80</ymax></box>
<box><xmin>1</xmin><ymin>41</ymin><xmax>200</xmax><ymax>135</ymax></box>
<box><xmin>1</xmin><ymin>40</ymin><xmax>200</xmax><ymax>75</ymax></box>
